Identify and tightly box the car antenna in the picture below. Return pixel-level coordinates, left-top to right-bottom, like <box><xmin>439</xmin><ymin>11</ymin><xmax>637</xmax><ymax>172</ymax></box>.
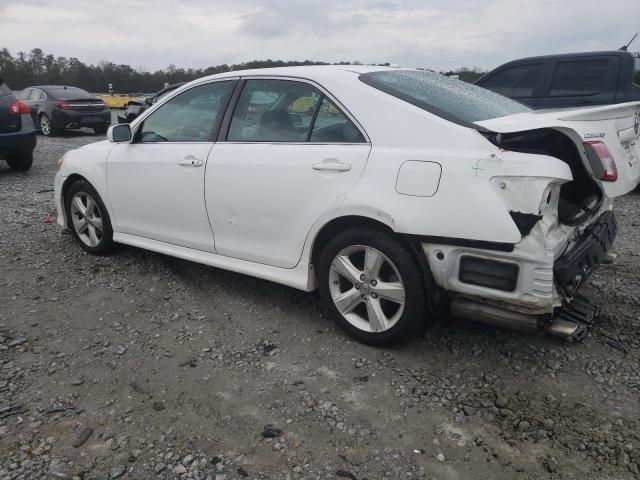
<box><xmin>619</xmin><ymin>32</ymin><xmax>638</xmax><ymax>51</ymax></box>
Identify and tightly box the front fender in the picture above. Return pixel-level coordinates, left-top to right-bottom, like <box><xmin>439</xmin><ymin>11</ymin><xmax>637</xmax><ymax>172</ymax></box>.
<box><xmin>57</xmin><ymin>141</ymin><xmax>115</xmax><ymax>228</ymax></box>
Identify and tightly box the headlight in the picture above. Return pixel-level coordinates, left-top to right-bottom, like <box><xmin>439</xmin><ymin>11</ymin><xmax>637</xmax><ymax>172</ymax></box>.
<box><xmin>56</xmin><ymin>157</ymin><xmax>64</xmax><ymax>172</ymax></box>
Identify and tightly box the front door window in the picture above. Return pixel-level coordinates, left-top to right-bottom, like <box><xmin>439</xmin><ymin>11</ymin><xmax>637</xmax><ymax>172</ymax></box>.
<box><xmin>138</xmin><ymin>81</ymin><xmax>233</xmax><ymax>143</ymax></box>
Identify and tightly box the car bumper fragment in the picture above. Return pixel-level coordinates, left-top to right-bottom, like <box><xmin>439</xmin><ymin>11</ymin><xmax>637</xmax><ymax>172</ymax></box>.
<box><xmin>553</xmin><ymin>210</ymin><xmax>617</xmax><ymax>297</ymax></box>
<box><xmin>544</xmin><ymin>294</ymin><xmax>601</xmax><ymax>342</ymax></box>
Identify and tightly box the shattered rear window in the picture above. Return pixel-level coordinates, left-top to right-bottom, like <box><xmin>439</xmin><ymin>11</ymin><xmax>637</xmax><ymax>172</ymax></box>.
<box><xmin>359</xmin><ymin>70</ymin><xmax>529</xmax><ymax>127</ymax></box>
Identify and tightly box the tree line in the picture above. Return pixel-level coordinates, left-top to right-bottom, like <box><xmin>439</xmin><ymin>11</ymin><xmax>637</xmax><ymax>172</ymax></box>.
<box><xmin>0</xmin><ymin>47</ymin><xmax>487</xmax><ymax>93</ymax></box>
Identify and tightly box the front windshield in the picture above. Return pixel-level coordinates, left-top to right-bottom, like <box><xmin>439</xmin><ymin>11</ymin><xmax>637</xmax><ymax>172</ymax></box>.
<box><xmin>360</xmin><ymin>69</ymin><xmax>530</xmax><ymax>127</ymax></box>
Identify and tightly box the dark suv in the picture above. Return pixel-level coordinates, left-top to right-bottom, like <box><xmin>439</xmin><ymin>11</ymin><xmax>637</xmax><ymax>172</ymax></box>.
<box><xmin>476</xmin><ymin>50</ymin><xmax>640</xmax><ymax>109</ymax></box>
<box><xmin>0</xmin><ymin>78</ymin><xmax>37</xmax><ymax>171</ymax></box>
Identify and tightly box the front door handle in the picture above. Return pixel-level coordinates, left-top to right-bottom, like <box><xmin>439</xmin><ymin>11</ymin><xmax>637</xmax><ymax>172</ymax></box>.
<box><xmin>179</xmin><ymin>157</ymin><xmax>203</xmax><ymax>167</ymax></box>
<box><xmin>312</xmin><ymin>159</ymin><xmax>351</xmax><ymax>172</ymax></box>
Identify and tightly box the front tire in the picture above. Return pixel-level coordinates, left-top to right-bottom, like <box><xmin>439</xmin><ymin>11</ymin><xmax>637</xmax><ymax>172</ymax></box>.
<box><xmin>318</xmin><ymin>229</ymin><xmax>426</xmax><ymax>345</ymax></box>
<box><xmin>65</xmin><ymin>179</ymin><xmax>115</xmax><ymax>254</ymax></box>
<box><xmin>6</xmin><ymin>151</ymin><xmax>33</xmax><ymax>171</ymax></box>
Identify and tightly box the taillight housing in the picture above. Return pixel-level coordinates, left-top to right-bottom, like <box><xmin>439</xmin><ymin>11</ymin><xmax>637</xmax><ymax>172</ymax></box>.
<box><xmin>8</xmin><ymin>100</ymin><xmax>30</xmax><ymax>115</ymax></box>
<box><xmin>584</xmin><ymin>141</ymin><xmax>618</xmax><ymax>182</ymax></box>
<box><xmin>55</xmin><ymin>102</ymin><xmax>74</xmax><ymax>110</ymax></box>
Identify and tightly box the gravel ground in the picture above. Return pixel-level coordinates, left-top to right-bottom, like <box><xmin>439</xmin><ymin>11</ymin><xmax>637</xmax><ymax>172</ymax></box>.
<box><xmin>0</xmin><ymin>126</ymin><xmax>639</xmax><ymax>480</ymax></box>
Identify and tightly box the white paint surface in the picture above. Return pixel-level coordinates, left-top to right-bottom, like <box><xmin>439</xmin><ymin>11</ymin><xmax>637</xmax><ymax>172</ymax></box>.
<box><xmin>395</xmin><ymin>160</ymin><xmax>442</xmax><ymax>197</ymax></box>
<box><xmin>55</xmin><ymin>65</ymin><xmax>638</xmax><ymax>313</ymax></box>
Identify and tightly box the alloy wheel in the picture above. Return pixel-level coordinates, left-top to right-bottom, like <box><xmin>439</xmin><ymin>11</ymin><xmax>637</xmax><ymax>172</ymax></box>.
<box><xmin>40</xmin><ymin>115</ymin><xmax>51</xmax><ymax>136</ymax></box>
<box><xmin>328</xmin><ymin>245</ymin><xmax>406</xmax><ymax>333</ymax></box>
<box><xmin>70</xmin><ymin>192</ymin><xmax>104</xmax><ymax>248</ymax></box>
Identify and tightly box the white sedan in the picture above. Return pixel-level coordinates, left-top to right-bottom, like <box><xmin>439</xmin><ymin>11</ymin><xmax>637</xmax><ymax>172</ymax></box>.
<box><xmin>54</xmin><ymin>66</ymin><xmax>640</xmax><ymax>345</ymax></box>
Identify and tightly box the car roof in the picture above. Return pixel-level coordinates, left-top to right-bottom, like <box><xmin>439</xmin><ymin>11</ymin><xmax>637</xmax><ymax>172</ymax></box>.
<box><xmin>196</xmin><ymin>64</ymin><xmax>395</xmax><ymax>82</ymax></box>
<box><xmin>157</xmin><ymin>82</ymin><xmax>187</xmax><ymax>93</ymax></box>
<box><xmin>497</xmin><ymin>50</ymin><xmax>634</xmax><ymax>65</ymax></box>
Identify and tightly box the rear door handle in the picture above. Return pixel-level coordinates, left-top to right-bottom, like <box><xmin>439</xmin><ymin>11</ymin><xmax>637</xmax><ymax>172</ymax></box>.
<box><xmin>179</xmin><ymin>157</ymin><xmax>203</xmax><ymax>167</ymax></box>
<box><xmin>312</xmin><ymin>159</ymin><xmax>351</xmax><ymax>172</ymax></box>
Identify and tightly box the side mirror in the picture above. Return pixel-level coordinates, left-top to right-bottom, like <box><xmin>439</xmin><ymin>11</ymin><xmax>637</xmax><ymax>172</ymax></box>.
<box><xmin>145</xmin><ymin>97</ymin><xmax>154</xmax><ymax>106</ymax></box>
<box><xmin>107</xmin><ymin>124</ymin><xmax>132</xmax><ymax>143</ymax></box>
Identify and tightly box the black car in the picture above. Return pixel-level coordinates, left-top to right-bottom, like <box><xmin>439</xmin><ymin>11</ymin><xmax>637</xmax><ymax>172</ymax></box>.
<box><xmin>475</xmin><ymin>50</ymin><xmax>640</xmax><ymax>109</ymax></box>
<box><xmin>117</xmin><ymin>82</ymin><xmax>186</xmax><ymax>124</ymax></box>
<box><xmin>0</xmin><ymin>77</ymin><xmax>37</xmax><ymax>171</ymax></box>
<box><xmin>18</xmin><ymin>85</ymin><xmax>111</xmax><ymax>136</ymax></box>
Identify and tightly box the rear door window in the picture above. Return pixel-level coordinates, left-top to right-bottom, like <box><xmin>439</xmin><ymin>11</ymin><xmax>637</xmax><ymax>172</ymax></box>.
<box><xmin>549</xmin><ymin>60</ymin><xmax>609</xmax><ymax>96</ymax></box>
<box><xmin>29</xmin><ymin>89</ymin><xmax>43</xmax><ymax>101</ymax></box>
<box><xmin>227</xmin><ymin>79</ymin><xmax>321</xmax><ymax>142</ymax></box>
<box><xmin>480</xmin><ymin>63</ymin><xmax>545</xmax><ymax>97</ymax></box>
<box><xmin>310</xmin><ymin>97</ymin><xmax>365</xmax><ymax>143</ymax></box>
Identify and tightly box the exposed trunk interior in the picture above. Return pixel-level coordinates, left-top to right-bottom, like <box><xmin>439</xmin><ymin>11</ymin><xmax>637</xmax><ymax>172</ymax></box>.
<box><xmin>483</xmin><ymin>128</ymin><xmax>603</xmax><ymax>225</ymax></box>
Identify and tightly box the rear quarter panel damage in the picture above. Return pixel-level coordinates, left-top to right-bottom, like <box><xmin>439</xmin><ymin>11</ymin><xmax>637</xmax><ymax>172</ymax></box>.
<box><xmin>337</xmin><ymin>146</ymin><xmax>573</xmax><ymax>246</ymax></box>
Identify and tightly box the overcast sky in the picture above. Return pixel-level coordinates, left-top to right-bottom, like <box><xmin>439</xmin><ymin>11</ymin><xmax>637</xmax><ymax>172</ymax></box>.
<box><xmin>1</xmin><ymin>0</ymin><xmax>639</xmax><ymax>72</ymax></box>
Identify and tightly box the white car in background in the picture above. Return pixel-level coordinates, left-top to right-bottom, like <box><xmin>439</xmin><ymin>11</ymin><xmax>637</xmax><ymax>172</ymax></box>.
<box><xmin>53</xmin><ymin>66</ymin><xmax>640</xmax><ymax>345</ymax></box>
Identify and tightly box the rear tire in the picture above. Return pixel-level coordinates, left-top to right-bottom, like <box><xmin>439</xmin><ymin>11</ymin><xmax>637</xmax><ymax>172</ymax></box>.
<box><xmin>65</xmin><ymin>179</ymin><xmax>115</xmax><ymax>254</ymax></box>
<box><xmin>39</xmin><ymin>114</ymin><xmax>58</xmax><ymax>137</ymax></box>
<box><xmin>6</xmin><ymin>151</ymin><xmax>33</xmax><ymax>171</ymax></box>
<box><xmin>318</xmin><ymin>228</ymin><xmax>426</xmax><ymax>345</ymax></box>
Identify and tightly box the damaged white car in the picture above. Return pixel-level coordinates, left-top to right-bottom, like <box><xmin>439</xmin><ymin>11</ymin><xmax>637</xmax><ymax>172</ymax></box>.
<box><xmin>53</xmin><ymin>66</ymin><xmax>640</xmax><ymax>345</ymax></box>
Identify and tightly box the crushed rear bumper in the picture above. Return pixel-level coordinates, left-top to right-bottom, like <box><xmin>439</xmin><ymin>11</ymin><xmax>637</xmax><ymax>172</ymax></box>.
<box><xmin>553</xmin><ymin>210</ymin><xmax>617</xmax><ymax>297</ymax></box>
<box><xmin>422</xmin><ymin>208</ymin><xmax>616</xmax><ymax>341</ymax></box>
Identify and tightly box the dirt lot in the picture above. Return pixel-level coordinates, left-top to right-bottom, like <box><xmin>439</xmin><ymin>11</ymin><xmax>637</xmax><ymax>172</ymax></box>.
<box><xmin>1</xmin><ymin>127</ymin><xmax>639</xmax><ymax>480</ymax></box>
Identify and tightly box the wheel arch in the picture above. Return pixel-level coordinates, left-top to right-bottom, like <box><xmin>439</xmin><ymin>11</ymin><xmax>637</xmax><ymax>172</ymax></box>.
<box><xmin>61</xmin><ymin>174</ymin><xmax>89</xmax><ymax>226</ymax></box>
<box><xmin>61</xmin><ymin>173</ymin><xmax>115</xmax><ymax>232</ymax></box>
<box><xmin>308</xmin><ymin>213</ymin><xmax>445</xmax><ymax>318</ymax></box>
<box><xmin>310</xmin><ymin>215</ymin><xmax>394</xmax><ymax>272</ymax></box>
